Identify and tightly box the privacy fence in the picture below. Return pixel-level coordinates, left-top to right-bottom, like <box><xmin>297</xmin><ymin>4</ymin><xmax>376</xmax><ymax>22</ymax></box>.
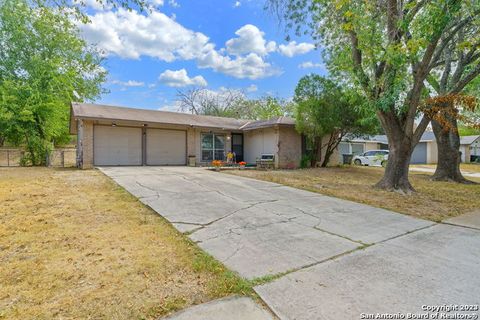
<box><xmin>0</xmin><ymin>148</ymin><xmax>77</xmax><ymax>168</ymax></box>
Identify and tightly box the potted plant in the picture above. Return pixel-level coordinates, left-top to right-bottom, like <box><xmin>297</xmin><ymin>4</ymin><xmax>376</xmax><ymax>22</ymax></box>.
<box><xmin>211</xmin><ymin>160</ymin><xmax>223</xmax><ymax>171</ymax></box>
<box><xmin>238</xmin><ymin>161</ymin><xmax>246</xmax><ymax>169</ymax></box>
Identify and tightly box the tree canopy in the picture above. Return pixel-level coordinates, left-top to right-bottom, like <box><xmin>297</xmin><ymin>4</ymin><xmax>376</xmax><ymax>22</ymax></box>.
<box><xmin>294</xmin><ymin>74</ymin><xmax>378</xmax><ymax>167</ymax></box>
<box><xmin>0</xmin><ymin>0</ymin><xmax>106</xmax><ymax>164</ymax></box>
<box><xmin>177</xmin><ymin>88</ymin><xmax>293</xmax><ymax>120</ymax></box>
<box><xmin>268</xmin><ymin>0</ymin><xmax>480</xmax><ymax>192</ymax></box>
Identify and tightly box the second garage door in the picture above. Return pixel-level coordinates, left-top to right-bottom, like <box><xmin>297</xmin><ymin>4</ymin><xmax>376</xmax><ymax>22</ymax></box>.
<box><xmin>411</xmin><ymin>142</ymin><xmax>427</xmax><ymax>164</ymax></box>
<box><xmin>146</xmin><ymin>129</ymin><xmax>186</xmax><ymax>165</ymax></box>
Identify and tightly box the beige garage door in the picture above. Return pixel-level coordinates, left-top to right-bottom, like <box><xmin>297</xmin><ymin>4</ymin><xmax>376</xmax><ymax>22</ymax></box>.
<box><xmin>146</xmin><ymin>129</ymin><xmax>186</xmax><ymax>165</ymax></box>
<box><xmin>94</xmin><ymin>126</ymin><xmax>142</xmax><ymax>166</ymax></box>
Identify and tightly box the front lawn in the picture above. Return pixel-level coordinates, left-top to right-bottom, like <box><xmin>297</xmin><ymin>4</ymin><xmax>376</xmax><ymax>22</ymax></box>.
<box><xmin>228</xmin><ymin>166</ymin><xmax>480</xmax><ymax>222</ymax></box>
<box><xmin>0</xmin><ymin>168</ymin><xmax>250</xmax><ymax>319</ymax></box>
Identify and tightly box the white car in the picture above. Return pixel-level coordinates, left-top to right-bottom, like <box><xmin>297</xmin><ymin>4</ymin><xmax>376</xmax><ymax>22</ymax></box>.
<box><xmin>352</xmin><ymin>150</ymin><xmax>389</xmax><ymax>167</ymax></box>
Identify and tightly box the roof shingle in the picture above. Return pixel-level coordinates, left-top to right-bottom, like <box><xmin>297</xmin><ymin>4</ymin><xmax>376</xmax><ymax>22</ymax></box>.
<box><xmin>71</xmin><ymin>102</ymin><xmax>295</xmax><ymax>131</ymax></box>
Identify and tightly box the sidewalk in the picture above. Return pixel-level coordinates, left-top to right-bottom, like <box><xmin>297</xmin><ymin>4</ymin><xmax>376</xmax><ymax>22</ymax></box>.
<box><xmin>410</xmin><ymin>166</ymin><xmax>480</xmax><ymax>178</ymax></box>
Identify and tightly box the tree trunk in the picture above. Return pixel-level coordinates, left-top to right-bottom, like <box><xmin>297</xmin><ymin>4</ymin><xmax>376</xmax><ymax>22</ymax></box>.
<box><xmin>375</xmin><ymin>135</ymin><xmax>416</xmax><ymax>194</ymax></box>
<box><xmin>321</xmin><ymin>149</ymin><xmax>333</xmax><ymax>167</ymax></box>
<box><xmin>311</xmin><ymin>137</ymin><xmax>322</xmax><ymax>167</ymax></box>
<box><xmin>321</xmin><ymin>133</ymin><xmax>342</xmax><ymax>167</ymax></box>
<box><xmin>431</xmin><ymin>119</ymin><xmax>473</xmax><ymax>183</ymax></box>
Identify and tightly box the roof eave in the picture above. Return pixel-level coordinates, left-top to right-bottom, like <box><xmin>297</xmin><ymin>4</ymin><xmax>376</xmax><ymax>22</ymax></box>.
<box><xmin>72</xmin><ymin>114</ymin><xmax>243</xmax><ymax>131</ymax></box>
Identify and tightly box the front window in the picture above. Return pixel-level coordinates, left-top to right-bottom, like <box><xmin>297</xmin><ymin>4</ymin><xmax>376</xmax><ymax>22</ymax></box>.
<box><xmin>351</xmin><ymin>143</ymin><xmax>364</xmax><ymax>155</ymax></box>
<box><xmin>201</xmin><ymin>133</ymin><xmax>225</xmax><ymax>161</ymax></box>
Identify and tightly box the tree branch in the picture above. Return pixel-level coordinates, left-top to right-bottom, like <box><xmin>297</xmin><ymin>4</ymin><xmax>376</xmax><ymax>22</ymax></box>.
<box><xmin>404</xmin><ymin>0</ymin><xmax>430</xmax><ymax>26</ymax></box>
<box><xmin>349</xmin><ymin>30</ymin><xmax>371</xmax><ymax>95</ymax></box>
<box><xmin>430</xmin><ymin>10</ymin><xmax>480</xmax><ymax>68</ymax></box>
<box><xmin>412</xmin><ymin>115</ymin><xmax>431</xmax><ymax>145</ymax></box>
<box><xmin>450</xmin><ymin>63</ymin><xmax>480</xmax><ymax>94</ymax></box>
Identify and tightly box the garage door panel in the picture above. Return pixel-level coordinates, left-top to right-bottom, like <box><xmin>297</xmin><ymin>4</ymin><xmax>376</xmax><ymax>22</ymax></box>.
<box><xmin>94</xmin><ymin>126</ymin><xmax>142</xmax><ymax>166</ymax></box>
<box><xmin>411</xmin><ymin>142</ymin><xmax>427</xmax><ymax>164</ymax></box>
<box><xmin>146</xmin><ymin>129</ymin><xmax>186</xmax><ymax>165</ymax></box>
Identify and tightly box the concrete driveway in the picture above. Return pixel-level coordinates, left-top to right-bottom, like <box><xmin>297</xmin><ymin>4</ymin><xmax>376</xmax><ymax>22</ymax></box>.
<box><xmin>100</xmin><ymin>167</ymin><xmax>480</xmax><ymax>319</ymax></box>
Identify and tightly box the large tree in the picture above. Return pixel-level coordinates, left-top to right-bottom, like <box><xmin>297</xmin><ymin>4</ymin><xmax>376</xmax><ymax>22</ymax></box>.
<box><xmin>294</xmin><ymin>74</ymin><xmax>377</xmax><ymax>167</ymax></box>
<box><xmin>269</xmin><ymin>0</ymin><xmax>480</xmax><ymax>193</ymax></box>
<box><xmin>423</xmin><ymin>13</ymin><xmax>480</xmax><ymax>183</ymax></box>
<box><xmin>0</xmin><ymin>0</ymin><xmax>106</xmax><ymax>165</ymax></box>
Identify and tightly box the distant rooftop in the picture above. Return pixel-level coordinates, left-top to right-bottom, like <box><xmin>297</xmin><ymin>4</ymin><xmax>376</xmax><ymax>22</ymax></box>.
<box><xmin>240</xmin><ymin>116</ymin><xmax>296</xmax><ymax>130</ymax></box>
<box><xmin>460</xmin><ymin>135</ymin><xmax>480</xmax><ymax>145</ymax></box>
<box><xmin>344</xmin><ymin>131</ymin><xmax>436</xmax><ymax>144</ymax></box>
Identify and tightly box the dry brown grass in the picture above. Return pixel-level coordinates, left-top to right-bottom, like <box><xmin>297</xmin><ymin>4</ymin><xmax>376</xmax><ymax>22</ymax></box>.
<box><xmin>460</xmin><ymin>164</ymin><xmax>480</xmax><ymax>173</ymax></box>
<box><xmin>0</xmin><ymin>168</ymin><xmax>250</xmax><ymax>320</ymax></box>
<box><xmin>228</xmin><ymin>166</ymin><xmax>480</xmax><ymax>222</ymax></box>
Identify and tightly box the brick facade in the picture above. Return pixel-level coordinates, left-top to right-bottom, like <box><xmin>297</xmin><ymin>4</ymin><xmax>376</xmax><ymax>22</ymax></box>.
<box><xmin>277</xmin><ymin>126</ymin><xmax>302</xmax><ymax>168</ymax></box>
<box><xmin>78</xmin><ymin>120</ymin><xmax>94</xmax><ymax>169</ymax></box>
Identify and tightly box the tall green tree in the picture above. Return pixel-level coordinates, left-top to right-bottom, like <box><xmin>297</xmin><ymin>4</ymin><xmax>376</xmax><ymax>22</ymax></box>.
<box><xmin>0</xmin><ymin>0</ymin><xmax>106</xmax><ymax>165</ymax></box>
<box><xmin>269</xmin><ymin>0</ymin><xmax>480</xmax><ymax>193</ymax></box>
<box><xmin>294</xmin><ymin>74</ymin><xmax>378</xmax><ymax>167</ymax></box>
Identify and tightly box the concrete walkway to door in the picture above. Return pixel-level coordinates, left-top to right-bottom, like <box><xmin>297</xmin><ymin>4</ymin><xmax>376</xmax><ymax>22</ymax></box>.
<box><xmin>99</xmin><ymin>167</ymin><xmax>480</xmax><ymax>320</ymax></box>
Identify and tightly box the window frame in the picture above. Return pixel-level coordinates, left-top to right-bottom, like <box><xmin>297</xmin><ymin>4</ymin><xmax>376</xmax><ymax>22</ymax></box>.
<box><xmin>201</xmin><ymin>133</ymin><xmax>226</xmax><ymax>161</ymax></box>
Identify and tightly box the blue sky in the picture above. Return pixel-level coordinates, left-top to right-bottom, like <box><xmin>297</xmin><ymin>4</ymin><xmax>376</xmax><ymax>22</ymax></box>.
<box><xmin>79</xmin><ymin>0</ymin><xmax>327</xmax><ymax>111</ymax></box>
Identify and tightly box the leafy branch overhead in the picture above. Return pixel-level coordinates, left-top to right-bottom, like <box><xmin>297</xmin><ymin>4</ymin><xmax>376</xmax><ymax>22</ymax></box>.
<box><xmin>422</xmin><ymin>94</ymin><xmax>479</xmax><ymax>132</ymax></box>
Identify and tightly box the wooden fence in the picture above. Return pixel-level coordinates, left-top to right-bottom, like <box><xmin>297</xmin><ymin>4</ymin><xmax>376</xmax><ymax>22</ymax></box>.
<box><xmin>0</xmin><ymin>148</ymin><xmax>77</xmax><ymax>167</ymax></box>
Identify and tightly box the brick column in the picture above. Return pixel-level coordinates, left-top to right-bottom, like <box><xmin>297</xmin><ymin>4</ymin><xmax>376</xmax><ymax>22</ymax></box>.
<box><xmin>81</xmin><ymin>120</ymin><xmax>94</xmax><ymax>169</ymax></box>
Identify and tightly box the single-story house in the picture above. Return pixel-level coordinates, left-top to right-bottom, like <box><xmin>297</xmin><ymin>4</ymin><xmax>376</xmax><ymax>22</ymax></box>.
<box><xmin>340</xmin><ymin>132</ymin><xmax>437</xmax><ymax>164</ymax></box>
<box><xmin>460</xmin><ymin>135</ymin><xmax>480</xmax><ymax>163</ymax></box>
<box><xmin>69</xmin><ymin>102</ymin><xmax>302</xmax><ymax>169</ymax></box>
<box><xmin>340</xmin><ymin>133</ymin><xmax>480</xmax><ymax>164</ymax></box>
<box><xmin>338</xmin><ymin>135</ymin><xmax>389</xmax><ymax>157</ymax></box>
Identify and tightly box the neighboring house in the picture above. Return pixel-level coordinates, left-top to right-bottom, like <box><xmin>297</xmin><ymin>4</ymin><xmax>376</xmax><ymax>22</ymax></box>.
<box><xmin>338</xmin><ymin>135</ymin><xmax>389</xmax><ymax>157</ymax></box>
<box><xmin>340</xmin><ymin>133</ymin><xmax>480</xmax><ymax>164</ymax></box>
<box><xmin>339</xmin><ymin>132</ymin><xmax>438</xmax><ymax>164</ymax></box>
<box><xmin>460</xmin><ymin>135</ymin><xmax>480</xmax><ymax>163</ymax></box>
<box><xmin>70</xmin><ymin>102</ymin><xmax>301</xmax><ymax>169</ymax></box>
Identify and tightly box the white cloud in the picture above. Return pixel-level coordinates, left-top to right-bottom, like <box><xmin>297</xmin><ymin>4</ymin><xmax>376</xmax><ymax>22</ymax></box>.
<box><xmin>246</xmin><ymin>84</ymin><xmax>258</xmax><ymax>92</ymax></box>
<box><xmin>226</xmin><ymin>24</ymin><xmax>276</xmax><ymax>56</ymax></box>
<box><xmin>234</xmin><ymin>1</ymin><xmax>241</xmax><ymax>7</ymax></box>
<box><xmin>197</xmin><ymin>51</ymin><xmax>281</xmax><ymax>79</ymax></box>
<box><xmin>168</xmin><ymin>0</ymin><xmax>179</xmax><ymax>7</ymax></box>
<box><xmin>298</xmin><ymin>61</ymin><xmax>325</xmax><ymax>69</ymax></box>
<box><xmin>278</xmin><ymin>41</ymin><xmax>315</xmax><ymax>57</ymax></box>
<box><xmin>148</xmin><ymin>0</ymin><xmax>164</xmax><ymax>6</ymax></box>
<box><xmin>80</xmin><ymin>9</ymin><xmax>211</xmax><ymax>61</ymax></box>
<box><xmin>73</xmin><ymin>0</ymin><xmax>112</xmax><ymax>11</ymax></box>
<box><xmin>111</xmin><ymin>79</ymin><xmax>145</xmax><ymax>87</ymax></box>
<box><xmin>159</xmin><ymin>69</ymin><xmax>207</xmax><ymax>87</ymax></box>
<box><xmin>80</xmin><ymin>9</ymin><xmax>279</xmax><ymax>80</ymax></box>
